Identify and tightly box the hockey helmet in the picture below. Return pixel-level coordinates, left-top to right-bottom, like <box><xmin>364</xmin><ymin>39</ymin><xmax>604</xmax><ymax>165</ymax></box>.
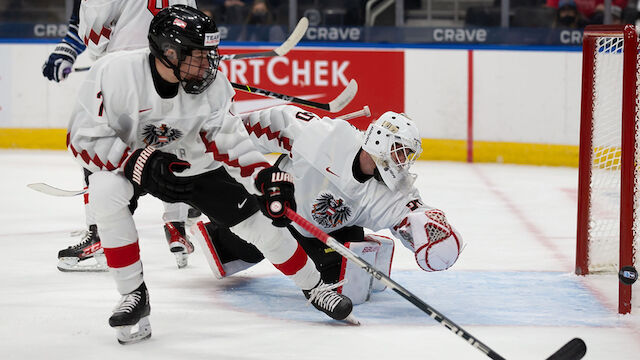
<box><xmin>148</xmin><ymin>5</ymin><xmax>221</xmax><ymax>94</ymax></box>
<box><xmin>362</xmin><ymin>112</ymin><xmax>422</xmax><ymax>191</ymax></box>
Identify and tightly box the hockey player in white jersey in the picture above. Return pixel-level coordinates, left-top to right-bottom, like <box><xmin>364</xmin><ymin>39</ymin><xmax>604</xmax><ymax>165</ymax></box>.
<box><xmin>191</xmin><ymin>105</ymin><xmax>463</xmax><ymax>304</ymax></box>
<box><xmin>44</xmin><ymin>0</ymin><xmax>199</xmax><ymax>271</ymax></box>
<box><xmin>67</xmin><ymin>6</ymin><xmax>353</xmax><ymax>344</ymax></box>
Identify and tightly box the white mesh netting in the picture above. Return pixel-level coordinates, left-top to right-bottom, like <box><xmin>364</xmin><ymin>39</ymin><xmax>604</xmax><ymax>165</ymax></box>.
<box><xmin>587</xmin><ymin>36</ymin><xmax>639</xmax><ymax>273</ymax></box>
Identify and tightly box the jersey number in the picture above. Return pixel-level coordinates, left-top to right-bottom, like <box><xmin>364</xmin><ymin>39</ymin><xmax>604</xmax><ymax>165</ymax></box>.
<box><xmin>97</xmin><ymin>91</ymin><xmax>104</xmax><ymax>117</ymax></box>
<box><xmin>147</xmin><ymin>0</ymin><xmax>170</xmax><ymax>16</ymax></box>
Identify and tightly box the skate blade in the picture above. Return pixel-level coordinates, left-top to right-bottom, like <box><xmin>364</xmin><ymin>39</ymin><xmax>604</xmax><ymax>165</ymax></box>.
<box><xmin>115</xmin><ymin>316</ymin><xmax>152</xmax><ymax>345</ymax></box>
<box><xmin>174</xmin><ymin>253</ymin><xmax>188</xmax><ymax>269</ymax></box>
<box><xmin>57</xmin><ymin>257</ymin><xmax>108</xmax><ymax>272</ymax></box>
<box><xmin>342</xmin><ymin>314</ymin><xmax>360</xmax><ymax>326</ymax></box>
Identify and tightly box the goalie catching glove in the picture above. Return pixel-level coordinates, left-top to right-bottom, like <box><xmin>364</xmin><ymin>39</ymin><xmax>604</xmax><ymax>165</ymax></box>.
<box><xmin>123</xmin><ymin>146</ymin><xmax>193</xmax><ymax>202</ymax></box>
<box><xmin>397</xmin><ymin>209</ymin><xmax>463</xmax><ymax>272</ymax></box>
<box><xmin>255</xmin><ymin>166</ymin><xmax>296</xmax><ymax>227</ymax></box>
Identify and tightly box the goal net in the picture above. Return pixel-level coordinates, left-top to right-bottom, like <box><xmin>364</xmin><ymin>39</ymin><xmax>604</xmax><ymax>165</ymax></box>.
<box><xmin>576</xmin><ymin>25</ymin><xmax>640</xmax><ymax>314</ymax></box>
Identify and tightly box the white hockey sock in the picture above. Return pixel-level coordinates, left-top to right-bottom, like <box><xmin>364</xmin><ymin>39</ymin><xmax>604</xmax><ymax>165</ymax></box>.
<box><xmin>231</xmin><ymin>212</ymin><xmax>320</xmax><ymax>290</ymax></box>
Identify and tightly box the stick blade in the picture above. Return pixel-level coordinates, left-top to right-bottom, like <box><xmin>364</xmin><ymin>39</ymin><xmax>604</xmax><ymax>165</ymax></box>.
<box><xmin>274</xmin><ymin>17</ymin><xmax>308</xmax><ymax>56</ymax></box>
<box><xmin>27</xmin><ymin>183</ymin><xmax>85</xmax><ymax>197</ymax></box>
<box><xmin>545</xmin><ymin>338</ymin><xmax>586</xmax><ymax>360</ymax></box>
<box><xmin>328</xmin><ymin>79</ymin><xmax>358</xmax><ymax>112</ymax></box>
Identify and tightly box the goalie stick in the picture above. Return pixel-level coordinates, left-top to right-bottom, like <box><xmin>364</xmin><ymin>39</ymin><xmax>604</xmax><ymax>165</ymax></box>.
<box><xmin>232</xmin><ymin>79</ymin><xmax>358</xmax><ymax>113</ymax></box>
<box><xmin>73</xmin><ymin>17</ymin><xmax>308</xmax><ymax>73</ymax></box>
<box><xmin>284</xmin><ymin>207</ymin><xmax>587</xmax><ymax>360</ymax></box>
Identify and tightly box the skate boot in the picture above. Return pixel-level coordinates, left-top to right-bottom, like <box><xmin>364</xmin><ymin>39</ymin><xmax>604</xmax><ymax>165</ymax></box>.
<box><xmin>109</xmin><ymin>282</ymin><xmax>151</xmax><ymax>345</ymax></box>
<box><xmin>303</xmin><ymin>280</ymin><xmax>358</xmax><ymax>324</ymax></box>
<box><xmin>57</xmin><ymin>224</ymin><xmax>107</xmax><ymax>272</ymax></box>
<box><xmin>164</xmin><ymin>222</ymin><xmax>194</xmax><ymax>269</ymax></box>
<box><xmin>185</xmin><ymin>207</ymin><xmax>202</xmax><ymax>230</ymax></box>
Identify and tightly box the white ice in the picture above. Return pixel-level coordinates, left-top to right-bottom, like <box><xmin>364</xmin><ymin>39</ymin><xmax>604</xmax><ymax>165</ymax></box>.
<box><xmin>1</xmin><ymin>150</ymin><xmax>639</xmax><ymax>359</ymax></box>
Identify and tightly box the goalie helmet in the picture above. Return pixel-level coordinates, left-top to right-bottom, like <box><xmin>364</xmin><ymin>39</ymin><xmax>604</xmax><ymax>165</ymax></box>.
<box><xmin>148</xmin><ymin>5</ymin><xmax>221</xmax><ymax>94</ymax></box>
<box><xmin>362</xmin><ymin>112</ymin><xmax>422</xmax><ymax>191</ymax></box>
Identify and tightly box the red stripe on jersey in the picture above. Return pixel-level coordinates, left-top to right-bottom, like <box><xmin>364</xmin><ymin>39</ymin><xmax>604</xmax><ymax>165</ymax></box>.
<box><xmin>67</xmin><ymin>134</ymin><xmax>130</xmax><ymax>171</ymax></box>
<box><xmin>200</xmin><ymin>132</ymin><xmax>270</xmax><ymax>177</ymax></box>
<box><xmin>272</xmin><ymin>243</ymin><xmax>308</xmax><ymax>276</ymax></box>
<box><xmin>84</xmin><ymin>27</ymin><xmax>112</xmax><ymax>45</ymax></box>
<box><xmin>244</xmin><ymin>122</ymin><xmax>292</xmax><ymax>151</ymax></box>
<box><xmin>103</xmin><ymin>242</ymin><xmax>140</xmax><ymax>268</ymax></box>
<box><xmin>83</xmin><ymin>187</ymin><xmax>89</xmax><ymax>205</ymax></box>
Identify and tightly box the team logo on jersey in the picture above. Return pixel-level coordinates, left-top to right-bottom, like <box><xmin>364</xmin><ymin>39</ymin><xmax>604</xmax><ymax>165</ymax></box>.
<box><xmin>141</xmin><ymin>124</ymin><xmax>183</xmax><ymax>148</ymax></box>
<box><xmin>311</xmin><ymin>193</ymin><xmax>352</xmax><ymax>228</ymax></box>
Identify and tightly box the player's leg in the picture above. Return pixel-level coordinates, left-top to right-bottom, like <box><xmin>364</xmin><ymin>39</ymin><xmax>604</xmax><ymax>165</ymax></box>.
<box><xmin>161</xmin><ymin>202</ymin><xmax>194</xmax><ymax>268</ymax></box>
<box><xmin>295</xmin><ymin>227</ymin><xmax>394</xmax><ymax>305</ymax></box>
<box><xmin>57</xmin><ymin>168</ymin><xmax>106</xmax><ymax>272</ymax></box>
<box><xmin>190</xmin><ymin>168</ymin><xmax>353</xmax><ymax>321</ymax></box>
<box><xmin>89</xmin><ymin>171</ymin><xmax>150</xmax><ymax>345</ymax></box>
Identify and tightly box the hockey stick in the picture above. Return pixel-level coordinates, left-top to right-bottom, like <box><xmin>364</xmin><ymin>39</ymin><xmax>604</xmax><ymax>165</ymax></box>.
<box><xmin>27</xmin><ymin>183</ymin><xmax>86</xmax><ymax>197</ymax></box>
<box><xmin>219</xmin><ymin>17</ymin><xmax>308</xmax><ymax>61</ymax></box>
<box><xmin>232</xmin><ymin>79</ymin><xmax>358</xmax><ymax>113</ymax></box>
<box><xmin>284</xmin><ymin>207</ymin><xmax>587</xmax><ymax>360</ymax></box>
<box><xmin>337</xmin><ymin>106</ymin><xmax>371</xmax><ymax>121</ymax></box>
<box><xmin>72</xmin><ymin>17</ymin><xmax>308</xmax><ymax>73</ymax></box>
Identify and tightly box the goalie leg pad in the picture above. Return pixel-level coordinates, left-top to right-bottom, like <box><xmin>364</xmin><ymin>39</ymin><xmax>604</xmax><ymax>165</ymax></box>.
<box><xmin>190</xmin><ymin>221</ymin><xmax>261</xmax><ymax>279</ymax></box>
<box><xmin>337</xmin><ymin>240</ymin><xmax>381</xmax><ymax>305</ymax></box>
<box><xmin>364</xmin><ymin>234</ymin><xmax>395</xmax><ymax>292</ymax></box>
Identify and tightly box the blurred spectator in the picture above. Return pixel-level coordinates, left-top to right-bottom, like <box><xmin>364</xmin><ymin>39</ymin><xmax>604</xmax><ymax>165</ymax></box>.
<box><xmin>546</xmin><ymin>0</ymin><xmax>628</xmax><ymax>22</ymax></box>
<box><xmin>239</xmin><ymin>0</ymin><xmax>285</xmax><ymax>41</ymax></box>
<box><xmin>552</xmin><ymin>0</ymin><xmax>585</xmax><ymax>28</ymax></box>
<box><xmin>246</xmin><ymin>0</ymin><xmax>274</xmax><ymax>25</ymax></box>
<box><xmin>212</xmin><ymin>0</ymin><xmax>248</xmax><ymax>24</ymax></box>
<box><xmin>590</xmin><ymin>4</ymin><xmax>627</xmax><ymax>24</ymax></box>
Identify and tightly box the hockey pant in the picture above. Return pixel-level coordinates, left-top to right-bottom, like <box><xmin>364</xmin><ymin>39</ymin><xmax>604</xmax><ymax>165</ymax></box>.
<box><xmin>88</xmin><ymin>167</ymin><xmax>320</xmax><ymax>295</ymax></box>
<box><xmin>194</xmin><ymin>223</ymin><xmax>394</xmax><ymax>304</ymax></box>
<box><xmin>83</xmin><ymin>168</ymin><xmax>190</xmax><ymax>227</ymax></box>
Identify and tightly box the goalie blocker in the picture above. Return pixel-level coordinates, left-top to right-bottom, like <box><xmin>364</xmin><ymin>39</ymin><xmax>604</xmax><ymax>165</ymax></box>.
<box><xmin>190</xmin><ymin>209</ymin><xmax>462</xmax><ymax>305</ymax></box>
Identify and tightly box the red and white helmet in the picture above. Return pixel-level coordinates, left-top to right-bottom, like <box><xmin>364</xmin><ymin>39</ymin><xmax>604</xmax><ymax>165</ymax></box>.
<box><xmin>362</xmin><ymin>112</ymin><xmax>422</xmax><ymax>191</ymax></box>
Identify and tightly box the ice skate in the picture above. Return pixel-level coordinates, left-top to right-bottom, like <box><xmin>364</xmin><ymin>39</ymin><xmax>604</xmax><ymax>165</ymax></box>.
<box><xmin>57</xmin><ymin>224</ymin><xmax>107</xmax><ymax>272</ymax></box>
<box><xmin>185</xmin><ymin>207</ymin><xmax>202</xmax><ymax>230</ymax></box>
<box><xmin>164</xmin><ymin>222</ymin><xmax>194</xmax><ymax>268</ymax></box>
<box><xmin>303</xmin><ymin>280</ymin><xmax>358</xmax><ymax>324</ymax></box>
<box><xmin>109</xmin><ymin>282</ymin><xmax>151</xmax><ymax>345</ymax></box>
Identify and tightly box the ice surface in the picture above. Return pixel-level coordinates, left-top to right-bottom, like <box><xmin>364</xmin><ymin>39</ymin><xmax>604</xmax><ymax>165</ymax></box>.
<box><xmin>1</xmin><ymin>150</ymin><xmax>639</xmax><ymax>359</ymax></box>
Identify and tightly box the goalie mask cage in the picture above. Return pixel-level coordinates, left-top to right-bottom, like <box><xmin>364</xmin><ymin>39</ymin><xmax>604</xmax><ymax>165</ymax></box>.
<box><xmin>576</xmin><ymin>25</ymin><xmax>639</xmax><ymax>314</ymax></box>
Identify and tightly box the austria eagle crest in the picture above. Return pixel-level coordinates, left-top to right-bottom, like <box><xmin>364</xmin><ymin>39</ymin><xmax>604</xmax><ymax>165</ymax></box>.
<box><xmin>311</xmin><ymin>193</ymin><xmax>352</xmax><ymax>228</ymax></box>
<box><xmin>142</xmin><ymin>124</ymin><xmax>183</xmax><ymax>147</ymax></box>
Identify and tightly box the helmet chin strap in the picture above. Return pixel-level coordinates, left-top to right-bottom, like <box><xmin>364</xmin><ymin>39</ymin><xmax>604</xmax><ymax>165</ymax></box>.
<box><xmin>373</xmin><ymin>168</ymin><xmax>383</xmax><ymax>182</ymax></box>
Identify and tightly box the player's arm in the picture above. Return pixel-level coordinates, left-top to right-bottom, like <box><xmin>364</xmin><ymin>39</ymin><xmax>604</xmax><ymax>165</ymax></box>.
<box><xmin>42</xmin><ymin>0</ymin><xmax>86</xmax><ymax>82</ymax></box>
<box><xmin>242</xmin><ymin>105</ymin><xmax>319</xmax><ymax>155</ymax></box>
<box><xmin>67</xmin><ymin>73</ymin><xmax>131</xmax><ymax>174</ymax></box>
<box><xmin>79</xmin><ymin>0</ymin><xmax>119</xmax><ymax>58</ymax></box>
<box><xmin>201</xmin><ymin>102</ymin><xmax>296</xmax><ymax>226</ymax></box>
<box><xmin>392</xmin><ymin>207</ymin><xmax>464</xmax><ymax>272</ymax></box>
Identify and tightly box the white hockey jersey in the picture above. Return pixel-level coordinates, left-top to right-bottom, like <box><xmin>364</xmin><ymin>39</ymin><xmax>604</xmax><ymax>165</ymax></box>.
<box><xmin>67</xmin><ymin>48</ymin><xmax>270</xmax><ymax>185</ymax></box>
<box><xmin>79</xmin><ymin>0</ymin><xmax>196</xmax><ymax>58</ymax></box>
<box><xmin>243</xmin><ymin>105</ymin><xmax>431</xmax><ymax>253</ymax></box>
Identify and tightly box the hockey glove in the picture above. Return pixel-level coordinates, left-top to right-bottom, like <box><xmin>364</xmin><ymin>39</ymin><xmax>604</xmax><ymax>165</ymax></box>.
<box><xmin>42</xmin><ymin>23</ymin><xmax>85</xmax><ymax>82</ymax></box>
<box><xmin>255</xmin><ymin>166</ymin><xmax>296</xmax><ymax>227</ymax></box>
<box><xmin>123</xmin><ymin>146</ymin><xmax>193</xmax><ymax>203</ymax></box>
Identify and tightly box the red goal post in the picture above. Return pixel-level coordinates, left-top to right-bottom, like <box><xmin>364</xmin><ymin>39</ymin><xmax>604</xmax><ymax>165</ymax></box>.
<box><xmin>576</xmin><ymin>25</ymin><xmax>639</xmax><ymax>314</ymax></box>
